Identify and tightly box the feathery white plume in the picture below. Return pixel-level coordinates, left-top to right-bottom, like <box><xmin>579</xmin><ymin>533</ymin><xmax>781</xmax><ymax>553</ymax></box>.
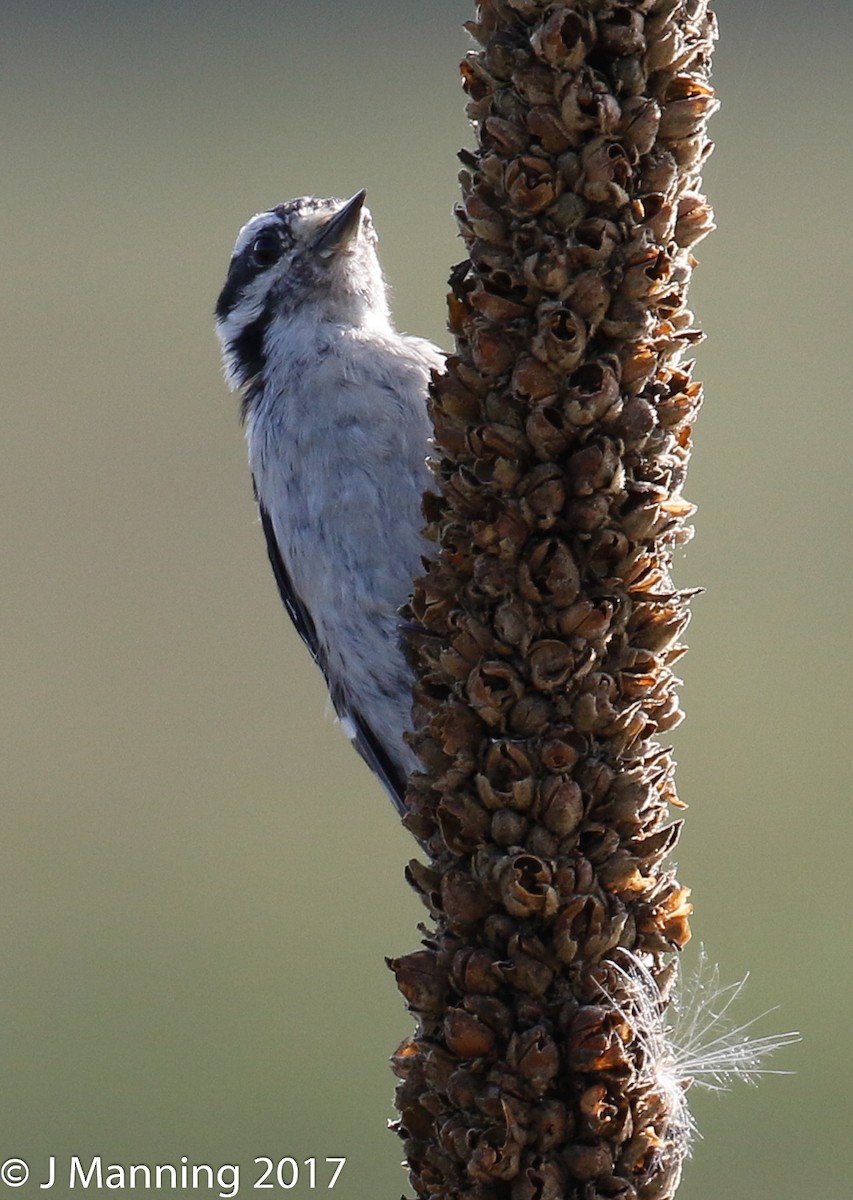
<box><xmin>600</xmin><ymin>947</ymin><xmax>800</xmax><ymax>1152</ymax></box>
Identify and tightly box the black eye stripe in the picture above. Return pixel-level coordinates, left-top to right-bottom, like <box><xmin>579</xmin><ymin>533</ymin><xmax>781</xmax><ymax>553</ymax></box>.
<box><xmin>215</xmin><ymin>260</ymin><xmax>253</xmax><ymax>321</ymax></box>
<box><xmin>214</xmin><ymin>222</ymin><xmax>291</xmax><ymax>320</ymax></box>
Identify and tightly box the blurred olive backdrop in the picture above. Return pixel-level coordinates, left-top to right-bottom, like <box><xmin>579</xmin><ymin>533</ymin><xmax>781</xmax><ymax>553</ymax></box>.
<box><xmin>2</xmin><ymin>1</ymin><xmax>850</xmax><ymax>1197</ymax></box>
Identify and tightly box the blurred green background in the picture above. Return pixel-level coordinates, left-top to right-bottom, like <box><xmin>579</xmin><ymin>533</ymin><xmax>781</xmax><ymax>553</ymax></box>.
<box><xmin>2</xmin><ymin>1</ymin><xmax>849</xmax><ymax>1196</ymax></box>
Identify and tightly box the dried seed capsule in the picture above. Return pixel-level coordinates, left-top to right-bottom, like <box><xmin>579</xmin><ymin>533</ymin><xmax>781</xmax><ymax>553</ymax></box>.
<box><xmin>506</xmin><ymin>1025</ymin><xmax>561</xmax><ymax>1089</ymax></box>
<box><xmin>532</xmin><ymin>302</ymin><xmax>588</xmax><ymax>370</ymax></box>
<box><xmin>499</xmin><ymin>852</ymin><xmax>558</xmax><ymax>918</ymax></box>
<box><xmin>529</xmin><ymin>639</ymin><xmax>576</xmax><ymax>692</ymax></box>
<box><xmin>491</xmin><ymin>807</ymin><xmax>529</xmax><ymax>846</ymax></box>
<box><xmin>444</xmin><ymin>1007</ymin><xmax>497</xmax><ymax>1058</ymax></box>
<box><xmin>520</xmin><ymin>537</ymin><xmax>581</xmax><ymax>607</ymax></box>
<box><xmin>618</xmin><ymin>96</ymin><xmax>661</xmax><ymax>153</ymax></box>
<box><xmin>527</xmin><ymin>105</ymin><xmax>574</xmax><ymax>154</ymax></box>
<box><xmin>530</xmin><ymin>9</ymin><xmax>594</xmax><ymax>70</ymax></box>
<box><xmin>513</xmin><ymin>356</ymin><xmax>560</xmax><ymax>402</ymax></box>
<box><xmin>539</xmin><ymin>776</ymin><xmax>583</xmax><ymax>836</ymax></box>
<box><xmin>506</xmin><ymin>156</ymin><xmax>560</xmax><ymax>214</ymax></box>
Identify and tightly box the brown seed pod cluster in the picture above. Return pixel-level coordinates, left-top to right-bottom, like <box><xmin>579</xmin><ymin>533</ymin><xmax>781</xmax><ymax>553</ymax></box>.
<box><xmin>395</xmin><ymin>3</ymin><xmax>717</xmax><ymax>1198</ymax></box>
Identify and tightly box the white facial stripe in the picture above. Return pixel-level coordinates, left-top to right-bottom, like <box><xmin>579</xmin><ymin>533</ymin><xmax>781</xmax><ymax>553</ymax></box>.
<box><xmin>216</xmin><ymin>271</ymin><xmax>268</xmax><ymax>340</ymax></box>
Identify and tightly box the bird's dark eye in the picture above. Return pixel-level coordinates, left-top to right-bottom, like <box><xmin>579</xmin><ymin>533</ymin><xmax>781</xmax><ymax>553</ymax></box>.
<box><xmin>250</xmin><ymin>231</ymin><xmax>283</xmax><ymax>268</ymax></box>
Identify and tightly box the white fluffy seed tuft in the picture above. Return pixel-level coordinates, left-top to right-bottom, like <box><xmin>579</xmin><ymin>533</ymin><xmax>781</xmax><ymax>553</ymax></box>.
<box><xmin>599</xmin><ymin>947</ymin><xmax>800</xmax><ymax>1153</ymax></box>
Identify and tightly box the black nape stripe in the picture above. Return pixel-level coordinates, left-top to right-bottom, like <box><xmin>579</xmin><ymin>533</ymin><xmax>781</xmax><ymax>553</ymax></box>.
<box><xmin>231</xmin><ymin>307</ymin><xmax>270</xmax><ymax>386</ymax></box>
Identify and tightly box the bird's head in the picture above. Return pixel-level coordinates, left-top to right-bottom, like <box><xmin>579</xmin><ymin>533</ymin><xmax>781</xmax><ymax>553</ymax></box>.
<box><xmin>215</xmin><ymin>190</ymin><xmax>388</xmax><ymax>390</ymax></box>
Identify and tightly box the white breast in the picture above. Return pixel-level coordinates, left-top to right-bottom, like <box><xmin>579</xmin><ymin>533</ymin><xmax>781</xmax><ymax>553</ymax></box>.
<box><xmin>247</xmin><ymin>309</ymin><xmax>440</xmax><ymax>777</ymax></box>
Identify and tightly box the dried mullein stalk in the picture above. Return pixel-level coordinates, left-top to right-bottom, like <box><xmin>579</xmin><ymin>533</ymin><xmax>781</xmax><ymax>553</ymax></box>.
<box><xmin>392</xmin><ymin>3</ymin><xmax>728</xmax><ymax>1198</ymax></box>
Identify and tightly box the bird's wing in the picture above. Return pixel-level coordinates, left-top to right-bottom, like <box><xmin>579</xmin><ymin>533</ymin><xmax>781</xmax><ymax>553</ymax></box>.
<box><xmin>257</xmin><ymin>498</ymin><xmax>321</xmax><ymax>665</ymax></box>
<box><xmin>256</xmin><ymin>492</ymin><xmax>409</xmax><ymax>814</ymax></box>
<box><xmin>337</xmin><ymin>704</ymin><xmax>409</xmax><ymax>816</ymax></box>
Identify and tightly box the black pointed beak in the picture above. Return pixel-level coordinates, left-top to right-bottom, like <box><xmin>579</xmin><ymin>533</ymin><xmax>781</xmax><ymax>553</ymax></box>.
<box><xmin>314</xmin><ymin>189</ymin><xmax>367</xmax><ymax>255</ymax></box>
